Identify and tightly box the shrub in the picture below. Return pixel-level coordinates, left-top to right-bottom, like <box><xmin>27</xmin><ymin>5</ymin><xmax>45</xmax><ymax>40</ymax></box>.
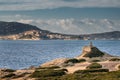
<box><xmin>109</xmin><ymin>58</ymin><xmax>120</xmax><ymax>61</ymax></box>
<box><xmin>78</xmin><ymin>59</ymin><xmax>86</xmax><ymax>63</ymax></box>
<box><xmin>37</xmin><ymin>66</ymin><xmax>60</xmax><ymax>70</ymax></box>
<box><xmin>2</xmin><ymin>73</ymin><xmax>15</xmax><ymax>78</ymax></box>
<box><xmin>30</xmin><ymin>69</ymin><xmax>120</xmax><ymax>80</ymax></box>
<box><xmin>65</xmin><ymin>58</ymin><xmax>86</xmax><ymax>64</ymax></box>
<box><xmin>30</xmin><ymin>69</ymin><xmax>65</xmax><ymax>78</ymax></box>
<box><xmin>65</xmin><ymin>58</ymin><xmax>79</xmax><ymax>63</ymax></box>
<box><xmin>1</xmin><ymin>69</ymin><xmax>15</xmax><ymax>72</ymax></box>
<box><xmin>60</xmin><ymin>69</ymin><xmax>68</xmax><ymax>72</ymax></box>
<box><xmin>86</xmin><ymin>63</ymin><xmax>102</xmax><ymax>69</ymax></box>
<box><xmin>91</xmin><ymin>60</ymin><xmax>100</xmax><ymax>62</ymax></box>
<box><xmin>74</xmin><ymin>69</ymin><xmax>109</xmax><ymax>74</ymax></box>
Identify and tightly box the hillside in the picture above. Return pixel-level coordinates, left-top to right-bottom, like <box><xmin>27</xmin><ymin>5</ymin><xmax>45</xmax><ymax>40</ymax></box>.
<box><xmin>0</xmin><ymin>21</ymin><xmax>41</xmax><ymax>35</ymax></box>
<box><xmin>1</xmin><ymin>42</ymin><xmax>120</xmax><ymax>80</ymax></box>
<box><xmin>88</xmin><ymin>31</ymin><xmax>120</xmax><ymax>40</ymax></box>
<box><xmin>0</xmin><ymin>21</ymin><xmax>81</xmax><ymax>40</ymax></box>
<box><xmin>0</xmin><ymin>21</ymin><xmax>51</xmax><ymax>40</ymax></box>
<box><xmin>0</xmin><ymin>21</ymin><xmax>120</xmax><ymax>40</ymax></box>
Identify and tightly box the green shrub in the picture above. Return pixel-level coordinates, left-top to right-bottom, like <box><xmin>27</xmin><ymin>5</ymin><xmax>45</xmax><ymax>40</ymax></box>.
<box><xmin>60</xmin><ymin>69</ymin><xmax>68</xmax><ymax>72</ymax></box>
<box><xmin>74</xmin><ymin>69</ymin><xmax>109</xmax><ymax>74</ymax></box>
<box><xmin>86</xmin><ymin>63</ymin><xmax>102</xmax><ymax>69</ymax></box>
<box><xmin>37</xmin><ymin>66</ymin><xmax>60</xmax><ymax>70</ymax></box>
<box><xmin>30</xmin><ymin>69</ymin><xmax>65</xmax><ymax>78</ymax></box>
<box><xmin>2</xmin><ymin>73</ymin><xmax>15</xmax><ymax>78</ymax></box>
<box><xmin>65</xmin><ymin>58</ymin><xmax>79</xmax><ymax>63</ymax></box>
<box><xmin>1</xmin><ymin>69</ymin><xmax>15</xmax><ymax>72</ymax></box>
<box><xmin>31</xmin><ymin>70</ymin><xmax>120</xmax><ymax>80</ymax></box>
<box><xmin>62</xmin><ymin>70</ymin><xmax>120</xmax><ymax>80</ymax></box>
<box><xmin>109</xmin><ymin>58</ymin><xmax>120</xmax><ymax>61</ymax></box>
<box><xmin>65</xmin><ymin>58</ymin><xmax>86</xmax><ymax>64</ymax></box>
<box><xmin>78</xmin><ymin>59</ymin><xmax>86</xmax><ymax>63</ymax></box>
<box><xmin>91</xmin><ymin>60</ymin><xmax>100</xmax><ymax>62</ymax></box>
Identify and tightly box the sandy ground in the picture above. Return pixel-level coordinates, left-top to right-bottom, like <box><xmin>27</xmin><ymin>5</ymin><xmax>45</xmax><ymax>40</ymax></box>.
<box><xmin>66</xmin><ymin>61</ymin><xmax>120</xmax><ymax>73</ymax></box>
<box><xmin>66</xmin><ymin>62</ymin><xmax>90</xmax><ymax>73</ymax></box>
<box><xmin>99</xmin><ymin>61</ymin><xmax>120</xmax><ymax>71</ymax></box>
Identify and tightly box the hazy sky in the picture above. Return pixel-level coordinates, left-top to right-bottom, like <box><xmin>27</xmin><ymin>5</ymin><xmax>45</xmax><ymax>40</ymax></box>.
<box><xmin>0</xmin><ymin>0</ymin><xmax>120</xmax><ymax>34</ymax></box>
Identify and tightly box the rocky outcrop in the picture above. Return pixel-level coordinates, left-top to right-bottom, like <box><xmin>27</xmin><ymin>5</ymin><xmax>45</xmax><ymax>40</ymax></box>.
<box><xmin>41</xmin><ymin>42</ymin><xmax>114</xmax><ymax>68</ymax></box>
<box><xmin>77</xmin><ymin>42</ymin><xmax>112</xmax><ymax>58</ymax></box>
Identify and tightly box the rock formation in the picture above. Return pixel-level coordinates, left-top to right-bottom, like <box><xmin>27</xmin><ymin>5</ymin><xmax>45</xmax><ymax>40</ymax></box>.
<box><xmin>78</xmin><ymin>42</ymin><xmax>112</xmax><ymax>58</ymax></box>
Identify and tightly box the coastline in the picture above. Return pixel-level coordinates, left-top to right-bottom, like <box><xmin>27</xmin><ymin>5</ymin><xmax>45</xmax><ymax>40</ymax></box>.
<box><xmin>0</xmin><ymin>56</ymin><xmax>120</xmax><ymax>80</ymax></box>
<box><xmin>0</xmin><ymin>42</ymin><xmax>120</xmax><ymax>80</ymax></box>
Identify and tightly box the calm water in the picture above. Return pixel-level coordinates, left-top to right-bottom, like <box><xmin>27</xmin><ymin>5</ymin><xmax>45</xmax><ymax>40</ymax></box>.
<box><xmin>0</xmin><ymin>40</ymin><xmax>120</xmax><ymax>69</ymax></box>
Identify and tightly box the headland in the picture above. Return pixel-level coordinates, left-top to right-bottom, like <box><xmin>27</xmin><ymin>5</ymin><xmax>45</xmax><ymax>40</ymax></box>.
<box><xmin>0</xmin><ymin>42</ymin><xmax>120</xmax><ymax>80</ymax></box>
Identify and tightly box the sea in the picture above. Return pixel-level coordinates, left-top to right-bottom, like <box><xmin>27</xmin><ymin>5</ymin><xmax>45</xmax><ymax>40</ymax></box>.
<box><xmin>0</xmin><ymin>40</ymin><xmax>120</xmax><ymax>69</ymax></box>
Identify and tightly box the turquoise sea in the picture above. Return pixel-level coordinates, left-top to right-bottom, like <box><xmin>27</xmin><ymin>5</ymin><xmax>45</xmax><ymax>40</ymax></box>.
<box><xmin>0</xmin><ymin>40</ymin><xmax>119</xmax><ymax>69</ymax></box>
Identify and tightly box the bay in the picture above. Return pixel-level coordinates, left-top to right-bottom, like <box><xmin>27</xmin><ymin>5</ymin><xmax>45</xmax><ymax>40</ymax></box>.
<box><xmin>0</xmin><ymin>40</ymin><xmax>119</xmax><ymax>69</ymax></box>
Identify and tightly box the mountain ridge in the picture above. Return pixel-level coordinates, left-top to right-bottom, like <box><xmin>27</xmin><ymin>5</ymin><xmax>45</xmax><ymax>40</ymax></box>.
<box><xmin>0</xmin><ymin>21</ymin><xmax>120</xmax><ymax>40</ymax></box>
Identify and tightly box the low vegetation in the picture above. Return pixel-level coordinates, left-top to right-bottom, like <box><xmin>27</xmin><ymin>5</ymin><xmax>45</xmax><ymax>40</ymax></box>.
<box><xmin>91</xmin><ymin>59</ymin><xmax>100</xmax><ymax>62</ymax></box>
<box><xmin>1</xmin><ymin>73</ymin><xmax>15</xmax><ymax>78</ymax></box>
<box><xmin>74</xmin><ymin>69</ymin><xmax>109</xmax><ymax>74</ymax></box>
<box><xmin>37</xmin><ymin>66</ymin><xmax>60</xmax><ymax>69</ymax></box>
<box><xmin>86</xmin><ymin>63</ymin><xmax>102</xmax><ymax>69</ymax></box>
<box><xmin>29</xmin><ymin>69</ymin><xmax>120</xmax><ymax>80</ymax></box>
<box><xmin>1</xmin><ymin>63</ymin><xmax>120</xmax><ymax>80</ymax></box>
<box><xmin>30</xmin><ymin>66</ymin><xmax>67</xmax><ymax>78</ymax></box>
<box><xmin>65</xmin><ymin>58</ymin><xmax>79</xmax><ymax>63</ymax></box>
<box><xmin>78</xmin><ymin>59</ymin><xmax>86</xmax><ymax>63</ymax></box>
<box><xmin>64</xmin><ymin>58</ymin><xmax>86</xmax><ymax>64</ymax></box>
<box><xmin>61</xmin><ymin>70</ymin><xmax>120</xmax><ymax>80</ymax></box>
<box><xmin>30</xmin><ymin>69</ymin><xmax>66</xmax><ymax>78</ymax></box>
<box><xmin>109</xmin><ymin>58</ymin><xmax>120</xmax><ymax>61</ymax></box>
<box><xmin>1</xmin><ymin>69</ymin><xmax>16</xmax><ymax>72</ymax></box>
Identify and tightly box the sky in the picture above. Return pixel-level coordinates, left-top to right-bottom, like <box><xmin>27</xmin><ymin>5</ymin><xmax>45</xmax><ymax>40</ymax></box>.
<box><xmin>0</xmin><ymin>0</ymin><xmax>120</xmax><ymax>34</ymax></box>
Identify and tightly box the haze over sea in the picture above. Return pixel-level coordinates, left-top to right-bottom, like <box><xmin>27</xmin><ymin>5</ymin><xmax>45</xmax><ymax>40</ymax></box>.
<box><xmin>0</xmin><ymin>40</ymin><xmax>119</xmax><ymax>69</ymax></box>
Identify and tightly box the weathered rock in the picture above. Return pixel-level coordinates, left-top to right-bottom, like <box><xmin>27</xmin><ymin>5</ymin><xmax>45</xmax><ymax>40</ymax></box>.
<box><xmin>78</xmin><ymin>42</ymin><xmax>112</xmax><ymax>58</ymax></box>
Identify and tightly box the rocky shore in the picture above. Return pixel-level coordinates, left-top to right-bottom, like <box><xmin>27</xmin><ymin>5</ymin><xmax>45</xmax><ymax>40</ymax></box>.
<box><xmin>0</xmin><ymin>42</ymin><xmax>120</xmax><ymax>80</ymax></box>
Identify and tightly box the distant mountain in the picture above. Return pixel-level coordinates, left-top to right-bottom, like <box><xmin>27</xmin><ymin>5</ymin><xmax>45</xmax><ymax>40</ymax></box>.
<box><xmin>0</xmin><ymin>21</ymin><xmax>40</xmax><ymax>35</ymax></box>
<box><xmin>90</xmin><ymin>31</ymin><xmax>120</xmax><ymax>40</ymax></box>
<box><xmin>0</xmin><ymin>21</ymin><xmax>120</xmax><ymax>40</ymax></box>
<box><xmin>0</xmin><ymin>21</ymin><xmax>83</xmax><ymax>40</ymax></box>
<box><xmin>82</xmin><ymin>31</ymin><xmax>120</xmax><ymax>40</ymax></box>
